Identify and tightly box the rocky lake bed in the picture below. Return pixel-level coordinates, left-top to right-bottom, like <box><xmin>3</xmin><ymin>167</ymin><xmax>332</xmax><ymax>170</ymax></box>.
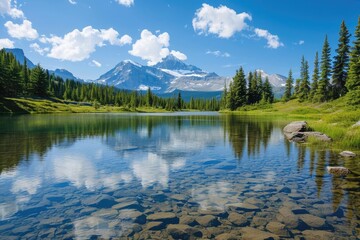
<box><xmin>0</xmin><ymin>114</ymin><xmax>359</xmax><ymax>239</ymax></box>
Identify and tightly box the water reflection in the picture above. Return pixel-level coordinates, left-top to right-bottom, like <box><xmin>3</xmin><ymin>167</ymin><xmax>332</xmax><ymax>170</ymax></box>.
<box><xmin>0</xmin><ymin>113</ymin><xmax>358</xmax><ymax>238</ymax></box>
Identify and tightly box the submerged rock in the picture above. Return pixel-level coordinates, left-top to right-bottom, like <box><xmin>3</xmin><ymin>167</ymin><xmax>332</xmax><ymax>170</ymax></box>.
<box><xmin>228</xmin><ymin>212</ymin><xmax>248</xmax><ymax>226</ymax></box>
<box><xmin>226</xmin><ymin>202</ymin><xmax>260</xmax><ymax>212</ymax></box>
<box><xmin>195</xmin><ymin>215</ymin><xmax>220</xmax><ymax>227</ymax></box>
<box><xmin>301</xmin><ymin>230</ymin><xmax>334</xmax><ymax>240</ymax></box>
<box><xmin>166</xmin><ymin>224</ymin><xmax>202</xmax><ymax>239</ymax></box>
<box><xmin>339</xmin><ymin>151</ymin><xmax>356</xmax><ymax>157</ymax></box>
<box><xmin>147</xmin><ymin>212</ymin><xmax>179</xmax><ymax>224</ymax></box>
<box><xmin>299</xmin><ymin>214</ymin><xmax>326</xmax><ymax>228</ymax></box>
<box><xmin>326</xmin><ymin>166</ymin><xmax>351</xmax><ymax>176</ymax></box>
<box><xmin>266</xmin><ymin>221</ymin><xmax>291</xmax><ymax>237</ymax></box>
<box><xmin>81</xmin><ymin>195</ymin><xmax>116</xmax><ymax>208</ymax></box>
<box><xmin>240</xmin><ymin>227</ymin><xmax>279</xmax><ymax>240</ymax></box>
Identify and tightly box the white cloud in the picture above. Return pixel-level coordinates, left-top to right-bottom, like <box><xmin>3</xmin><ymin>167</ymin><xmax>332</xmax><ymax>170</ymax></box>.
<box><xmin>299</xmin><ymin>40</ymin><xmax>305</xmax><ymax>45</ymax></box>
<box><xmin>129</xmin><ymin>29</ymin><xmax>170</xmax><ymax>65</ymax></box>
<box><xmin>254</xmin><ymin>28</ymin><xmax>284</xmax><ymax>49</ymax></box>
<box><xmin>43</xmin><ymin>26</ymin><xmax>131</xmax><ymax>61</ymax></box>
<box><xmin>4</xmin><ymin>20</ymin><xmax>38</xmax><ymax>40</ymax></box>
<box><xmin>69</xmin><ymin>0</ymin><xmax>77</xmax><ymax>4</ymax></box>
<box><xmin>0</xmin><ymin>0</ymin><xmax>24</xmax><ymax>19</ymax></box>
<box><xmin>91</xmin><ymin>60</ymin><xmax>102</xmax><ymax>67</ymax></box>
<box><xmin>30</xmin><ymin>43</ymin><xmax>49</xmax><ymax>55</ymax></box>
<box><xmin>119</xmin><ymin>34</ymin><xmax>132</xmax><ymax>45</ymax></box>
<box><xmin>116</xmin><ymin>0</ymin><xmax>134</xmax><ymax>7</ymax></box>
<box><xmin>0</xmin><ymin>38</ymin><xmax>14</xmax><ymax>49</ymax></box>
<box><xmin>192</xmin><ymin>3</ymin><xmax>252</xmax><ymax>38</ymax></box>
<box><xmin>170</xmin><ymin>50</ymin><xmax>187</xmax><ymax>61</ymax></box>
<box><xmin>206</xmin><ymin>50</ymin><xmax>230</xmax><ymax>57</ymax></box>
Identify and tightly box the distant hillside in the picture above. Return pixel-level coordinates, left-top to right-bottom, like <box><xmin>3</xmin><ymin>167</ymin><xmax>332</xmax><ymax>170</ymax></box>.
<box><xmin>4</xmin><ymin>48</ymin><xmax>35</xmax><ymax>69</ymax></box>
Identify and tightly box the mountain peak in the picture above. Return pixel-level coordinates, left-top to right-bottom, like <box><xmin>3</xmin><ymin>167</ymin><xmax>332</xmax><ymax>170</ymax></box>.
<box><xmin>4</xmin><ymin>48</ymin><xmax>35</xmax><ymax>68</ymax></box>
<box><xmin>154</xmin><ymin>54</ymin><xmax>202</xmax><ymax>72</ymax></box>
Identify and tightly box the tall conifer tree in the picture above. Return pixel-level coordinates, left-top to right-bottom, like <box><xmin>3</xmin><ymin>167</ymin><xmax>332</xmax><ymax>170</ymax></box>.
<box><xmin>315</xmin><ymin>35</ymin><xmax>331</xmax><ymax>102</ymax></box>
<box><xmin>332</xmin><ymin>21</ymin><xmax>351</xmax><ymax>98</ymax></box>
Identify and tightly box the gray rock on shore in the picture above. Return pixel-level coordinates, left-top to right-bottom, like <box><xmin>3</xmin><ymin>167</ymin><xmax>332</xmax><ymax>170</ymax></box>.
<box><xmin>283</xmin><ymin>121</ymin><xmax>332</xmax><ymax>143</ymax></box>
<box><xmin>339</xmin><ymin>151</ymin><xmax>356</xmax><ymax>157</ymax></box>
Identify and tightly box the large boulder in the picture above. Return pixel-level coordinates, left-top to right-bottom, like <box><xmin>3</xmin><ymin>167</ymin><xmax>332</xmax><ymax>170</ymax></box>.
<box><xmin>283</xmin><ymin>121</ymin><xmax>308</xmax><ymax>133</ymax></box>
<box><xmin>283</xmin><ymin>121</ymin><xmax>332</xmax><ymax>143</ymax></box>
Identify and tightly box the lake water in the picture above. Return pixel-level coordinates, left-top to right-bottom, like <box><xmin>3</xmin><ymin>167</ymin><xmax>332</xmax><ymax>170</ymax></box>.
<box><xmin>0</xmin><ymin>113</ymin><xmax>359</xmax><ymax>239</ymax></box>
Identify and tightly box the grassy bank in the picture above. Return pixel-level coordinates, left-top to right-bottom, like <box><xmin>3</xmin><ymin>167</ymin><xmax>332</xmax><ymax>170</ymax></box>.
<box><xmin>222</xmin><ymin>98</ymin><xmax>360</xmax><ymax>150</ymax></box>
<box><xmin>0</xmin><ymin>97</ymin><xmax>170</xmax><ymax>114</ymax></box>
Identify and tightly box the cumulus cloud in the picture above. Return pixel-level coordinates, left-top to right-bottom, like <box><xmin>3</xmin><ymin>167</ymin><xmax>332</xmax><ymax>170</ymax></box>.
<box><xmin>30</xmin><ymin>43</ymin><xmax>49</xmax><ymax>55</ymax></box>
<box><xmin>4</xmin><ymin>20</ymin><xmax>38</xmax><ymax>40</ymax></box>
<box><xmin>254</xmin><ymin>28</ymin><xmax>284</xmax><ymax>49</ymax></box>
<box><xmin>69</xmin><ymin>0</ymin><xmax>77</xmax><ymax>4</ymax></box>
<box><xmin>0</xmin><ymin>38</ymin><xmax>14</xmax><ymax>49</ymax></box>
<box><xmin>192</xmin><ymin>3</ymin><xmax>252</xmax><ymax>38</ymax></box>
<box><xmin>91</xmin><ymin>60</ymin><xmax>102</xmax><ymax>67</ymax></box>
<box><xmin>170</xmin><ymin>50</ymin><xmax>187</xmax><ymax>61</ymax></box>
<box><xmin>42</xmin><ymin>26</ymin><xmax>131</xmax><ymax>61</ymax></box>
<box><xmin>116</xmin><ymin>0</ymin><xmax>134</xmax><ymax>7</ymax></box>
<box><xmin>206</xmin><ymin>50</ymin><xmax>230</xmax><ymax>57</ymax></box>
<box><xmin>120</xmin><ymin>34</ymin><xmax>132</xmax><ymax>45</ymax></box>
<box><xmin>129</xmin><ymin>29</ymin><xmax>187</xmax><ymax>65</ymax></box>
<box><xmin>299</xmin><ymin>40</ymin><xmax>305</xmax><ymax>45</ymax></box>
<box><xmin>0</xmin><ymin>0</ymin><xmax>24</xmax><ymax>19</ymax></box>
<box><xmin>129</xmin><ymin>29</ymin><xmax>176</xmax><ymax>65</ymax></box>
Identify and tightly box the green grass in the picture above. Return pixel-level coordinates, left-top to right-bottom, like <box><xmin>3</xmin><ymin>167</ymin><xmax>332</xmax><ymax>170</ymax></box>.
<box><xmin>0</xmin><ymin>97</ymin><xmax>171</xmax><ymax>114</ymax></box>
<box><xmin>226</xmin><ymin>97</ymin><xmax>360</xmax><ymax>151</ymax></box>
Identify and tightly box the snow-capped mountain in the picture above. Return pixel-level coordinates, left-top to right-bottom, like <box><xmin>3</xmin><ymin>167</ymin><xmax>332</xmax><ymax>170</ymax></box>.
<box><xmin>255</xmin><ymin>69</ymin><xmax>286</xmax><ymax>87</ymax></box>
<box><xmin>94</xmin><ymin>54</ymin><xmax>229</xmax><ymax>93</ymax></box>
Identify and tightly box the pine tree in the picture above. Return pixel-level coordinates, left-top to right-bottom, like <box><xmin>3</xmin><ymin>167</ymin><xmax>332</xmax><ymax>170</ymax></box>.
<box><xmin>262</xmin><ymin>77</ymin><xmax>274</xmax><ymax>103</ymax></box>
<box><xmin>310</xmin><ymin>52</ymin><xmax>320</xmax><ymax>100</ymax></box>
<box><xmin>21</xmin><ymin>59</ymin><xmax>29</xmax><ymax>95</ymax></box>
<box><xmin>221</xmin><ymin>81</ymin><xmax>228</xmax><ymax>109</ymax></box>
<box><xmin>314</xmin><ymin>35</ymin><xmax>331</xmax><ymax>102</ymax></box>
<box><xmin>346</xmin><ymin>17</ymin><xmax>360</xmax><ymax>104</ymax></box>
<box><xmin>146</xmin><ymin>87</ymin><xmax>153</xmax><ymax>106</ymax></box>
<box><xmin>228</xmin><ymin>67</ymin><xmax>247</xmax><ymax>110</ymax></box>
<box><xmin>298</xmin><ymin>56</ymin><xmax>310</xmax><ymax>101</ymax></box>
<box><xmin>294</xmin><ymin>79</ymin><xmax>301</xmax><ymax>96</ymax></box>
<box><xmin>332</xmin><ymin>21</ymin><xmax>351</xmax><ymax>98</ymax></box>
<box><xmin>30</xmin><ymin>65</ymin><xmax>48</xmax><ymax>97</ymax></box>
<box><xmin>177</xmin><ymin>92</ymin><xmax>183</xmax><ymax>110</ymax></box>
<box><xmin>283</xmin><ymin>69</ymin><xmax>293</xmax><ymax>101</ymax></box>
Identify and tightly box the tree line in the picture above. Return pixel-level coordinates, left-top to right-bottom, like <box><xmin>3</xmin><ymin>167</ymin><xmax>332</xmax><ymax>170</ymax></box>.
<box><xmin>0</xmin><ymin>49</ymin><xmax>220</xmax><ymax>111</ymax></box>
<box><xmin>221</xmin><ymin>67</ymin><xmax>274</xmax><ymax>110</ymax></box>
<box><xmin>283</xmin><ymin>18</ymin><xmax>360</xmax><ymax>104</ymax></box>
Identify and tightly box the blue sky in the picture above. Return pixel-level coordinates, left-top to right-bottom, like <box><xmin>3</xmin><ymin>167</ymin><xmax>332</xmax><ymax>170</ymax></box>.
<box><xmin>0</xmin><ymin>0</ymin><xmax>359</xmax><ymax>80</ymax></box>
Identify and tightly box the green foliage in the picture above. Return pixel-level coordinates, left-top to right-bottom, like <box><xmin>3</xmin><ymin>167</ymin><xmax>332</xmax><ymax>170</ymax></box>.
<box><xmin>262</xmin><ymin>77</ymin><xmax>274</xmax><ymax>103</ymax></box>
<box><xmin>283</xmin><ymin>69</ymin><xmax>293</xmax><ymax>101</ymax></box>
<box><xmin>224</xmin><ymin>68</ymin><xmax>275</xmax><ymax>111</ymax></box>
<box><xmin>298</xmin><ymin>56</ymin><xmax>310</xmax><ymax>101</ymax></box>
<box><xmin>332</xmin><ymin>21</ymin><xmax>351</xmax><ymax>98</ymax></box>
<box><xmin>346</xmin><ymin>17</ymin><xmax>360</xmax><ymax>104</ymax></box>
<box><xmin>0</xmin><ymin>49</ymin><xmax>221</xmax><ymax>112</ymax></box>
<box><xmin>314</xmin><ymin>35</ymin><xmax>332</xmax><ymax>102</ymax></box>
<box><xmin>310</xmin><ymin>52</ymin><xmax>319</xmax><ymax>100</ymax></box>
